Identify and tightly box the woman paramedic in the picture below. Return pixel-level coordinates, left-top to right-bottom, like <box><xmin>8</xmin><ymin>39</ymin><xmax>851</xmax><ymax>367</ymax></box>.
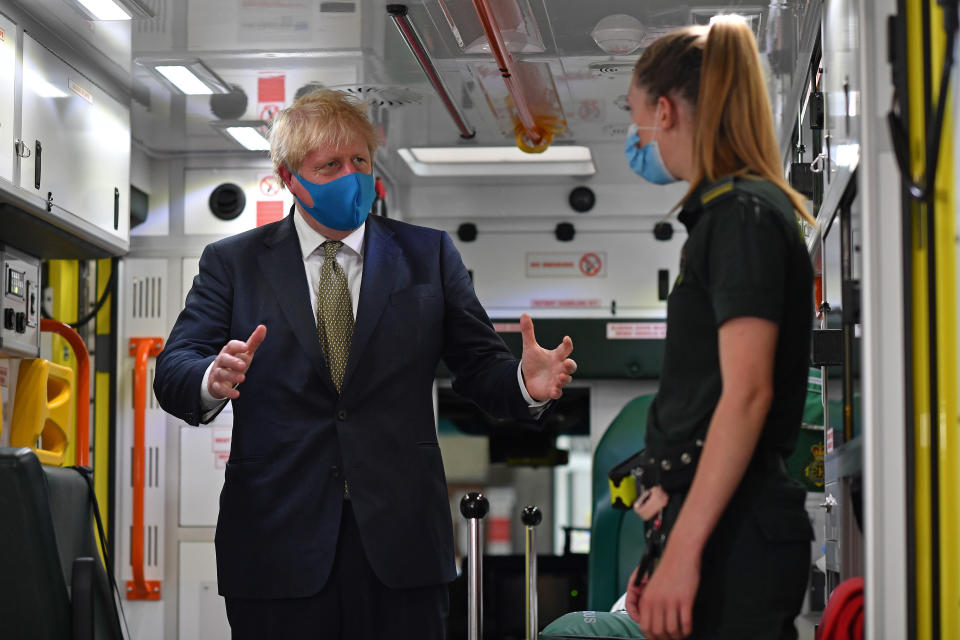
<box><xmin>622</xmin><ymin>17</ymin><xmax>816</xmax><ymax>640</ymax></box>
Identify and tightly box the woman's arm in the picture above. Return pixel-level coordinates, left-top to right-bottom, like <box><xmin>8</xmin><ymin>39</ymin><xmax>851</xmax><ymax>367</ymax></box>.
<box><xmin>626</xmin><ymin>315</ymin><xmax>778</xmax><ymax>640</ymax></box>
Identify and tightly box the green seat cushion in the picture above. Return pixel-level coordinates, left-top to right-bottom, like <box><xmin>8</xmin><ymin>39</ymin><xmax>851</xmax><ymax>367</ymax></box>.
<box><xmin>539</xmin><ymin>611</ymin><xmax>646</xmax><ymax>639</ymax></box>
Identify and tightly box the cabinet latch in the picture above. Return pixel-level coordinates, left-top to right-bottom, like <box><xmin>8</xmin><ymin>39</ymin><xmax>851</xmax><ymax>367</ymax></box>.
<box><xmin>14</xmin><ymin>139</ymin><xmax>31</xmax><ymax>158</ymax></box>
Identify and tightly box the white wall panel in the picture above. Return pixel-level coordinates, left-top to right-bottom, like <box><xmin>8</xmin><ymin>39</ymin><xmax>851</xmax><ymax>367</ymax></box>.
<box><xmin>115</xmin><ymin>259</ymin><xmax>170</xmax><ymax>640</ymax></box>
<box><xmin>452</xmin><ymin>229</ymin><xmax>684</xmax><ymax>318</ymax></box>
<box><xmin>179</xmin><ymin>542</ymin><xmax>229</xmax><ymax>640</ymax></box>
<box><xmin>183</xmin><ymin>168</ymin><xmax>295</xmax><ymax>236</ymax></box>
<box><xmin>180</xmin><ymin>418</ymin><xmax>232</xmax><ymax>527</ymax></box>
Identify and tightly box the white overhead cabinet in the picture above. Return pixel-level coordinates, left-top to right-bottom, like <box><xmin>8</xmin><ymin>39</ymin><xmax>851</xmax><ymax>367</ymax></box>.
<box><xmin>17</xmin><ymin>33</ymin><xmax>130</xmax><ymax>248</ymax></box>
<box><xmin>0</xmin><ymin>12</ymin><xmax>15</xmax><ymax>185</ymax></box>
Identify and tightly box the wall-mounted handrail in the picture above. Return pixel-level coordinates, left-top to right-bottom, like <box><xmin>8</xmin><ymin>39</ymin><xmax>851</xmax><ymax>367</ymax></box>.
<box><xmin>127</xmin><ymin>336</ymin><xmax>163</xmax><ymax>601</ymax></box>
<box><xmin>40</xmin><ymin>318</ymin><xmax>90</xmax><ymax>467</ymax></box>
<box><xmin>470</xmin><ymin>0</ymin><xmax>543</xmax><ymax>147</ymax></box>
<box><xmin>387</xmin><ymin>4</ymin><xmax>476</xmax><ymax>139</ymax></box>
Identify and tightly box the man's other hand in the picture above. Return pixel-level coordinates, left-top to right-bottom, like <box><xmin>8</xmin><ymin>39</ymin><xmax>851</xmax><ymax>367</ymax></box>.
<box><xmin>208</xmin><ymin>325</ymin><xmax>267</xmax><ymax>400</ymax></box>
<box><xmin>519</xmin><ymin>314</ymin><xmax>577</xmax><ymax>402</ymax></box>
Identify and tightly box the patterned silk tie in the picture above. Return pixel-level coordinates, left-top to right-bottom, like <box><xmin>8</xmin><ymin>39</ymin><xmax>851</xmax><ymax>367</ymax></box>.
<box><xmin>316</xmin><ymin>241</ymin><xmax>354</xmax><ymax>392</ymax></box>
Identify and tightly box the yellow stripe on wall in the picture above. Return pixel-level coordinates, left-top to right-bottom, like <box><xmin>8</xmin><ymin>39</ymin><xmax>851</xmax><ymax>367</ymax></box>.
<box><xmin>94</xmin><ymin>258</ymin><xmax>112</xmax><ymax>534</ymax></box>
<box><xmin>907</xmin><ymin>0</ymin><xmax>933</xmax><ymax>637</ymax></box>
<box><xmin>48</xmin><ymin>260</ymin><xmax>79</xmax><ymax>467</ymax></box>
<box><xmin>930</xmin><ymin>0</ymin><xmax>960</xmax><ymax>635</ymax></box>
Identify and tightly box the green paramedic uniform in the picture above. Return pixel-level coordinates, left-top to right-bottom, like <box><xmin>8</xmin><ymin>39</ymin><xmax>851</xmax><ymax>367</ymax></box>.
<box><xmin>646</xmin><ymin>176</ymin><xmax>815</xmax><ymax>640</ymax></box>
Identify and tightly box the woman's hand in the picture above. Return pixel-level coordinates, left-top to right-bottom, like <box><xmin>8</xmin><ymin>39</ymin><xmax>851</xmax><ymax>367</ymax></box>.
<box><xmin>629</xmin><ymin>544</ymin><xmax>700</xmax><ymax>640</ymax></box>
<box><xmin>633</xmin><ymin>486</ymin><xmax>669</xmax><ymax>521</ymax></box>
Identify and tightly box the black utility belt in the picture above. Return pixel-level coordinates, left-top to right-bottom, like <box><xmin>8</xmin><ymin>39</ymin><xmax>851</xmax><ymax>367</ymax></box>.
<box><xmin>608</xmin><ymin>439</ymin><xmax>704</xmax><ymax>510</ymax></box>
<box><xmin>608</xmin><ymin>442</ymin><xmax>789</xmax><ymax>510</ymax></box>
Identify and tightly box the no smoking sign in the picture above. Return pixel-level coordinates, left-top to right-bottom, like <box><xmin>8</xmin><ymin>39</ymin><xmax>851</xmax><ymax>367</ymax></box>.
<box><xmin>579</xmin><ymin>253</ymin><xmax>603</xmax><ymax>277</ymax></box>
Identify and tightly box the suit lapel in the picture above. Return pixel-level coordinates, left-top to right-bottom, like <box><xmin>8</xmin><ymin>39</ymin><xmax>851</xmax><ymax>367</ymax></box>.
<box><xmin>342</xmin><ymin>216</ymin><xmax>400</xmax><ymax>390</ymax></box>
<box><xmin>257</xmin><ymin>215</ymin><xmax>338</xmax><ymax>394</ymax></box>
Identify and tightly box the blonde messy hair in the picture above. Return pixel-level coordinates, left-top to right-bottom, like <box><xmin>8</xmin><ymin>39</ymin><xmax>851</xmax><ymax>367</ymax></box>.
<box><xmin>269</xmin><ymin>89</ymin><xmax>379</xmax><ymax>182</ymax></box>
<box><xmin>633</xmin><ymin>17</ymin><xmax>815</xmax><ymax>225</ymax></box>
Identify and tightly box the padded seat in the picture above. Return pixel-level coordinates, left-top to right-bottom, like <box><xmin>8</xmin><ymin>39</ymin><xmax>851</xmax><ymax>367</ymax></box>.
<box><xmin>587</xmin><ymin>395</ymin><xmax>653</xmax><ymax>611</ymax></box>
<box><xmin>0</xmin><ymin>447</ymin><xmax>123</xmax><ymax>639</ymax></box>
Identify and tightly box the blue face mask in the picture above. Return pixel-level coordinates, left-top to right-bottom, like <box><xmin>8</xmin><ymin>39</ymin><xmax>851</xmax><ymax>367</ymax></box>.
<box><xmin>288</xmin><ymin>168</ymin><xmax>377</xmax><ymax>231</ymax></box>
<box><xmin>624</xmin><ymin>114</ymin><xmax>678</xmax><ymax>185</ymax></box>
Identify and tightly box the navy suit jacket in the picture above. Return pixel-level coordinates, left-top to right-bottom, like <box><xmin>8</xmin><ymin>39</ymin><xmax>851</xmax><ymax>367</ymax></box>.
<box><xmin>154</xmin><ymin>213</ymin><xmax>536</xmax><ymax>598</ymax></box>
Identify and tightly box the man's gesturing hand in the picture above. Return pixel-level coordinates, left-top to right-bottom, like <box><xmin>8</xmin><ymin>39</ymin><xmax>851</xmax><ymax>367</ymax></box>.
<box><xmin>208</xmin><ymin>325</ymin><xmax>267</xmax><ymax>401</ymax></box>
<box><xmin>519</xmin><ymin>314</ymin><xmax>577</xmax><ymax>402</ymax></box>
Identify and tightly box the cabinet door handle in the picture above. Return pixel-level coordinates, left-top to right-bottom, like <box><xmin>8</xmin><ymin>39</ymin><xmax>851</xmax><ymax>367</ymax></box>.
<box><xmin>34</xmin><ymin>140</ymin><xmax>42</xmax><ymax>189</ymax></box>
<box><xmin>114</xmin><ymin>187</ymin><xmax>120</xmax><ymax>230</ymax></box>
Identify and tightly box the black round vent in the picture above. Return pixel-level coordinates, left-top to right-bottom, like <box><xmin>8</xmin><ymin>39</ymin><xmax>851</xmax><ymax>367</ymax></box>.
<box><xmin>457</xmin><ymin>222</ymin><xmax>478</xmax><ymax>242</ymax></box>
<box><xmin>555</xmin><ymin>222</ymin><xmax>575</xmax><ymax>242</ymax></box>
<box><xmin>210</xmin><ymin>85</ymin><xmax>249</xmax><ymax>120</ymax></box>
<box><xmin>653</xmin><ymin>221</ymin><xmax>674</xmax><ymax>241</ymax></box>
<box><xmin>209</xmin><ymin>183</ymin><xmax>246</xmax><ymax>220</ymax></box>
<box><xmin>568</xmin><ymin>186</ymin><xmax>595</xmax><ymax>213</ymax></box>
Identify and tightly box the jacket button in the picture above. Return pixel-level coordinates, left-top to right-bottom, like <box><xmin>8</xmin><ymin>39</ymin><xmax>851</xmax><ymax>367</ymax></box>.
<box><xmin>330</xmin><ymin>466</ymin><xmax>341</xmax><ymax>478</ymax></box>
<box><xmin>337</xmin><ymin>410</ymin><xmax>347</xmax><ymax>421</ymax></box>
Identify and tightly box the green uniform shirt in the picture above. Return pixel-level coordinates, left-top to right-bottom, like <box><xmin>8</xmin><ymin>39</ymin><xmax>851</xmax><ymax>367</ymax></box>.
<box><xmin>646</xmin><ymin>176</ymin><xmax>814</xmax><ymax>457</ymax></box>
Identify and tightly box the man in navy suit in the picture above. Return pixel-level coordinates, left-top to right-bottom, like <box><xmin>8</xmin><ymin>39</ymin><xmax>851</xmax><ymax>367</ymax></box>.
<box><xmin>154</xmin><ymin>89</ymin><xmax>576</xmax><ymax>639</ymax></box>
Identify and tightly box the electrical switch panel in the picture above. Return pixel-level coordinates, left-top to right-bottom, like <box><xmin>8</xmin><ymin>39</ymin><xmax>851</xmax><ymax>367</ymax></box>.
<box><xmin>0</xmin><ymin>246</ymin><xmax>41</xmax><ymax>358</ymax></box>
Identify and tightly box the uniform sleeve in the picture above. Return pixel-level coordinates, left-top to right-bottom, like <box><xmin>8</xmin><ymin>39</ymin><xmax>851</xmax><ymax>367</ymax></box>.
<box><xmin>705</xmin><ymin>199</ymin><xmax>787</xmax><ymax>326</ymax></box>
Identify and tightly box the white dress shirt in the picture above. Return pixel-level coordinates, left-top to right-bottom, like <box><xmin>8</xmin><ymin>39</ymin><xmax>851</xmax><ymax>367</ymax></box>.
<box><xmin>199</xmin><ymin>211</ymin><xmax>545</xmax><ymax>416</ymax></box>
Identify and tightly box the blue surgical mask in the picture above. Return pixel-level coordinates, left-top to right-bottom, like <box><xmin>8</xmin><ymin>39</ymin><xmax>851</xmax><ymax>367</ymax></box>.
<box><xmin>624</xmin><ymin>112</ymin><xmax>678</xmax><ymax>185</ymax></box>
<box><xmin>288</xmin><ymin>168</ymin><xmax>376</xmax><ymax>231</ymax></box>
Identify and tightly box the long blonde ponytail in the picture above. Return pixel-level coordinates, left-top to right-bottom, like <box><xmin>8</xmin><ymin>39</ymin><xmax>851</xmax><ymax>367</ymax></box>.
<box><xmin>633</xmin><ymin>18</ymin><xmax>815</xmax><ymax>225</ymax></box>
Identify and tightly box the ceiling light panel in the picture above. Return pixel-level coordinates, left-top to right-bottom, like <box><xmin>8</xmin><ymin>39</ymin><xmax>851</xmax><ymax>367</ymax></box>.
<box><xmin>210</xmin><ymin>120</ymin><xmax>271</xmax><ymax>151</ymax></box>
<box><xmin>75</xmin><ymin>0</ymin><xmax>130</xmax><ymax>20</ymax></box>
<box><xmin>410</xmin><ymin>146</ymin><xmax>591</xmax><ymax>163</ymax></box>
<box><xmin>137</xmin><ymin>59</ymin><xmax>231</xmax><ymax>95</ymax></box>
<box><xmin>398</xmin><ymin>147</ymin><xmax>595</xmax><ymax>176</ymax></box>
<box><xmin>155</xmin><ymin>66</ymin><xmax>213</xmax><ymax>94</ymax></box>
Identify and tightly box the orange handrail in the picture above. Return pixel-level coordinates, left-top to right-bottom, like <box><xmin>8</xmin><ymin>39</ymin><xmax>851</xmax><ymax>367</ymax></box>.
<box><xmin>40</xmin><ymin>318</ymin><xmax>90</xmax><ymax>467</ymax></box>
<box><xmin>127</xmin><ymin>336</ymin><xmax>163</xmax><ymax>601</ymax></box>
<box><xmin>470</xmin><ymin>0</ymin><xmax>544</xmax><ymax>147</ymax></box>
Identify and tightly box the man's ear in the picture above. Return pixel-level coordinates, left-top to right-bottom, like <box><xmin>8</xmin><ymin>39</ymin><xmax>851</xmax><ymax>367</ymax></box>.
<box><xmin>277</xmin><ymin>165</ymin><xmax>294</xmax><ymax>190</ymax></box>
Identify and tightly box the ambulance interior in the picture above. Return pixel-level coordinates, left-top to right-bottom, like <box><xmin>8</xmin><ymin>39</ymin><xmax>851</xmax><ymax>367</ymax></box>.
<box><xmin>0</xmin><ymin>0</ymin><xmax>932</xmax><ymax>638</ymax></box>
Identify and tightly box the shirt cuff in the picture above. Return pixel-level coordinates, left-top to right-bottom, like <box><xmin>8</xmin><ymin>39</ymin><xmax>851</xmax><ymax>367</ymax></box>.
<box><xmin>518</xmin><ymin>362</ymin><xmax>550</xmax><ymax>408</ymax></box>
<box><xmin>200</xmin><ymin>360</ymin><xmax>229</xmax><ymax>419</ymax></box>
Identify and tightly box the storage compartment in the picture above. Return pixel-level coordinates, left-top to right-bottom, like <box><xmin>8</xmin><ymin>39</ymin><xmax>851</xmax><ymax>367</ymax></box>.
<box><xmin>19</xmin><ymin>33</ymin><xmax>130</xmax><ymax>245</ymax></box>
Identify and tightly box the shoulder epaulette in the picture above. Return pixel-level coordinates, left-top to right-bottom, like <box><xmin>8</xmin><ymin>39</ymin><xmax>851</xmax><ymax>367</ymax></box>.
<box><xmin>699</xmin><ymin>177</ymin><xmax>737</xmax><ymax>207</ymax></box>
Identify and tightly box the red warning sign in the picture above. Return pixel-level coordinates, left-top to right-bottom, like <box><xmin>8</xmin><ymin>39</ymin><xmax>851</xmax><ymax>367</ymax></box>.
<box><xmin>579</xmin><ymin>253</ymin><xmax>603</xmax><ymax>277</ymax></box>
<box><xmin>257</xmin><ymin>201</ymin><xmax>284</xmax><ymax>227</ymax></box>
<box><xmin>526</xmin><ymin>252</ymin><xmax>607</xmax><ymax>278</ymax></box>
<box><xmin>258</xmin><ymin>75</ymin><xmax>285</xmax><ymax>103</ymax></box>
<box><xmin>259</xmin><ymin>175</ymin><xmax>280</xmax><ymax>197</ymax></box>
<box><xmin>606</xmin><ymin>322</ymin><xmax>667</xmax><ymax>340</ymax></box>
<box><xmin>259</xmin><ymin>104</ymin><xmax>281</xmax><ymax>122</ymax></box>
<box><xmin>0</xmin><ymin>28</ymin><xmax>6</xmax><ymax>43</ymax></box>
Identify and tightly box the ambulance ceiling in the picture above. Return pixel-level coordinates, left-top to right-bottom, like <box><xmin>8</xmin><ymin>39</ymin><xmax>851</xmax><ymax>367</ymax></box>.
<box><xmin>23</xmin><ymin>0</ymin><xmax>810</xmax><ymax>184</ymax></box>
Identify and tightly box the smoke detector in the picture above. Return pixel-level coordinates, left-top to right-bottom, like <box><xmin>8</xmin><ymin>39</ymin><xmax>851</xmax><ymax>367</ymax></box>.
<box><xmin>590</xmin><ymin>14</ymin><xmax>646</xmax><ymax>55</ymax></box>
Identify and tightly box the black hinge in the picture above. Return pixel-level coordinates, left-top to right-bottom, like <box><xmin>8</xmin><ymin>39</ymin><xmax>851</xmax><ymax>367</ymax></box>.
<box><xmin>114</xmin><ymin>188</ymin><xmax>120</xmax><ymax>230</ymax></box>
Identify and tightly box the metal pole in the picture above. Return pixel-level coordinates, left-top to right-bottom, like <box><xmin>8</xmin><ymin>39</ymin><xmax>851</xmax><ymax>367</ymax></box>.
<box><xmin>522</xmin><ymin>506</ymin><xmax>542</xmax><ymax>640</ymax></box>
<box><xmin>460</xmin><ymin>492</ymin><xmax>489</xmax><ymax>640</ymax></box>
